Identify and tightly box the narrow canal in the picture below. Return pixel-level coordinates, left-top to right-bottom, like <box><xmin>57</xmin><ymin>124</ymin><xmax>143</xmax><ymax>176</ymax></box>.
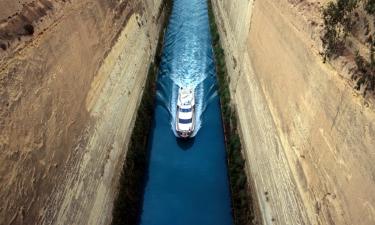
<box><xmin>139</xmin><ymin>0</ymin><xmax>233</xmax><ymax>224</ymax></box>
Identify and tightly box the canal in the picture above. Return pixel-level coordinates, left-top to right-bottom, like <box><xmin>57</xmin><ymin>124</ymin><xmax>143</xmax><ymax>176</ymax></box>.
<box><xmin>139</xmin><ymin>0</ymin><xmax>233</xmax><ymax>224</ymax></box>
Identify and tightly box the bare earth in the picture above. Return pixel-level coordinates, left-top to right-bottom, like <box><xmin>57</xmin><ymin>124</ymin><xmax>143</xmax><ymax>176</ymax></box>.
<box><xmin>2</xmin><ymin>0</ymin><xmax>375</xmax><ymax>224</ymax></box>
<box><xmin>0</xmin><ymin>0</ymin><xmax>165</xmax><ymax>224</ymax></box>
<box><xmin>212</xmin><ymin>0</ymin><xmax>375</xmax><ymax>224</ymax></box>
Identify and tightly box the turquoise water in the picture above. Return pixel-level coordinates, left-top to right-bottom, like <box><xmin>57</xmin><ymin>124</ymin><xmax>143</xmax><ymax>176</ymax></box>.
<box><xmin>139</xmin><ymin>0</ymin><xmax>233</xmax><ymax>224</ymax></box>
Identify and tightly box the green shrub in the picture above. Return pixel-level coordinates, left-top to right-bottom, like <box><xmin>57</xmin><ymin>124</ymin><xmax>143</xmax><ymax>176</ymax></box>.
<box><xmin>365</xmin><ymin>0</ymin><xmax>375</xmax><ymax>14</ymax></box>
<box><xmin>322</xmin><ymin>0</ymin><xmax>375</xmax><ymax>95</ymax></box>
<box><xmin>354</xmin><ymin>51</ymin><xmax>375</xmax><ymax>94</ymax></box>
<box><xmin>322</xmin><ymin>0</ymin><xmax>358</xmax><ymax>59</ymax></box>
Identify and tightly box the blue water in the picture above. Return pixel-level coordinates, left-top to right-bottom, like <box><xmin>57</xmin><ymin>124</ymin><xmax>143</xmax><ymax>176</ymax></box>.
<box><xmin>139</xmin><ymin>0</ymin><xmax>233</xmax><ymax>224</ymax></box>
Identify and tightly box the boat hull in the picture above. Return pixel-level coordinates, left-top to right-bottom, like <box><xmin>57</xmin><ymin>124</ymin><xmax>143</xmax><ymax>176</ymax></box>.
<box><xmin>176</xmin><ymin>106</ymin><xmax>195</xmax><ymax>138</ymax></box>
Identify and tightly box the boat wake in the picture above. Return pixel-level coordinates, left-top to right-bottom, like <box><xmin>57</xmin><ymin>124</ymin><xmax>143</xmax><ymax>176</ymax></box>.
<box><xmin>140</xmin><ymin>1</ymin><xmax>233</xmax><ymax>224</ymax></box>
<box><xmin>155</xmin><ymin>0</ymin><xmax>216</xmax><ymax>138</ymax></box>
<box><xmin>156</xmin><ymin>75</ymin><xmax>217</xmax><ymax>137</ymax></box>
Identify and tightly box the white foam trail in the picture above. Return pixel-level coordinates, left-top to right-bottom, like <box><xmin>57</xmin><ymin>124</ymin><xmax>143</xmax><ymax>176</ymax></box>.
<box><xmin>191</xmin><ymin>81</ymin><xmax>204</xmax><ymax>137</ymax></box>
<box><xmin>161</xmin><ymin>2</ymin><xmax>213</xmax><ymax>138</ymax></box>
<box><xmin>170</xmin><ymin>83</ymin><xmax>179</xmax><ymax>136</ymax></box>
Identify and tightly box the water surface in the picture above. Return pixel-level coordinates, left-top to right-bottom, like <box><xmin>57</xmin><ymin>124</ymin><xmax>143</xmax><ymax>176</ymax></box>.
<box><xmin>140</xmin><ymin>0</ymin><xmax>233</xmax><ymax>224</ymax></box>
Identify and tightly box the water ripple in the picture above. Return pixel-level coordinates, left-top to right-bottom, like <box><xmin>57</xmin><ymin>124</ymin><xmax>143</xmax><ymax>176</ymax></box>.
<box><xmin>157</xmin><ymin>0</ymin><xmax>216</xmax><ymax>137</ymax></box>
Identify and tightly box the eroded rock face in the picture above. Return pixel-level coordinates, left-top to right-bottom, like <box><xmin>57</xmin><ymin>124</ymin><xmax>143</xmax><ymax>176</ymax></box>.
<box><xmin>212</xmin><ymin>0</ymin><xmax>375</xmax><ymax>224</ymax></box>
<box><xmin>0</xmin><ymin>0</ymin><xmax>165</xmax><ymax>224</ymax></box>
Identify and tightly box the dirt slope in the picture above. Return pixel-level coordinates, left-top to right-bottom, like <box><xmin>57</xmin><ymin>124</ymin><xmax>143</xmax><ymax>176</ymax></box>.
<box><xmin>0</xmin><ymin>0</ymin><xmax>165</xmax><ymax>224</ymax></box>
<box><xmin>212</xmin><ymin>0</ymin><xmax>375</xmax><ymax>224</ymax></box>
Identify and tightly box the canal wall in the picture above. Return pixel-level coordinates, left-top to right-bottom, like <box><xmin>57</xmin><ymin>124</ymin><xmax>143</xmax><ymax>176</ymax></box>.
<box><xmin>0</xmin><ymin>0</ymin><xmax>167</xmax><ymax>224</ymax></box>
<box><xmin>211</xmin><ymin>0</ymin><xmax>375</xmax><ymax>225</ymax></box>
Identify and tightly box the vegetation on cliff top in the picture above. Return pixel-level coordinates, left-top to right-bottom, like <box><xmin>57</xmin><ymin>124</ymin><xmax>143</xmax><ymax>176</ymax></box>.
<box><xmin>322</xmin><ymin>0</ymin><xmax>375</xmax><ymax>96</ymax></box>
<box><xmin>208</xmin><ymin>0</ymin><xmax>256</xmax><ymax>224</ymax></box>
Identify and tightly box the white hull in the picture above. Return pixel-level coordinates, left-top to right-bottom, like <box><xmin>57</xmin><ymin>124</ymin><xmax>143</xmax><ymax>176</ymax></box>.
<box><xmin>176</xmin><ymin>107</ymin><xmax>195</xmax><ymax>138</ymax></box>
<box><xmin>176</xmin><ymin>87</ymin><xmax>196</xmax><ymax>138</ymax></box>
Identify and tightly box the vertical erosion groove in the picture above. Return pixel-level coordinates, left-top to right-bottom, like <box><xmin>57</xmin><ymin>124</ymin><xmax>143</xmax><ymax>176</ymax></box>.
<box><xmin>111</xmin><ymin>1</ymin><xmax>173</xmax><ymax>224</ymax></box>
<box><xmin>207</xmin><ymin>1</ymin><xmax>256</xmax><ymax>224</ymax></box>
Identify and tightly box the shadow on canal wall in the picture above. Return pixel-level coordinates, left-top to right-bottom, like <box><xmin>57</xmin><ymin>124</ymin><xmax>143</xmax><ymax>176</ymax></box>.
<box><xmin>111</xmin><ymin>0</ymin><xmax>256</xmax><ymax>224</ymax></box>
<box><xmin>111</xmin><ymin>1</ymin><xmax>173</xmax><ymax>224</ymax></box>
<box><xmin>207</xmin><ymin>0</ymin><xmax>257</xmax><ymax>224</ymax></box>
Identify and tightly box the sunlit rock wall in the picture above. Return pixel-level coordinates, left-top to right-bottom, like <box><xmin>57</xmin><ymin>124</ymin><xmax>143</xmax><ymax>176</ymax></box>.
<box><xmin>212</xmin><ymin>0</ymin><xmax>375</xmax><ymax>224</ymax></box>
<box><xmin>0</xmin><ymin>0</ymin><xmax>166</xmax><ymax>224</ymax></box>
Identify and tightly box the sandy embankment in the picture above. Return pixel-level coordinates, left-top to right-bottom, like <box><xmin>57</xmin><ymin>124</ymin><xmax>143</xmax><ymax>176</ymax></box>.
<box><xmin>0</xmin><ymin>0</ymin><xmax>165</xmax><ymax>224</ymax></box>
<box><xmin>212</xmin><ymin>0</ymin><xmax>375</xmax><ymax>224</ymax></box>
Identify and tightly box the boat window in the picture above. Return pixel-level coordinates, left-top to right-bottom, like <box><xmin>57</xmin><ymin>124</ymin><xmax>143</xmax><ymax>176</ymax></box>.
<box><xmin>179</xmin><ymin>118</ymin><xmax>192</xmax><ymax>124</ymax></box>
<box><xmin>180</xmin><ymin>108</ymin><xmax>192</xmax><ymax>112</ymax></box>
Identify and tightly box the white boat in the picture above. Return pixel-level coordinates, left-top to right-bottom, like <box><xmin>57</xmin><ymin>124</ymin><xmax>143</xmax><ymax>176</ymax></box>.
<box><xmin>176</xmin><ymin>87</ymin><xmax>195</xmax><ymax>138</ymax></box>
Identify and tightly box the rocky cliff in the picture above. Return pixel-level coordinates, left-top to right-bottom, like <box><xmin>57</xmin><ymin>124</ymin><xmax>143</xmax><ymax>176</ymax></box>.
<box><xmin>0</xmin><ymin>0</ymin><xmax>166</xmax><ymax>224</ymax></box>
<box><xmin>212</xmin><ymin>0</ymin><xmax>375</xmax><ymax>224</ymax></box>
